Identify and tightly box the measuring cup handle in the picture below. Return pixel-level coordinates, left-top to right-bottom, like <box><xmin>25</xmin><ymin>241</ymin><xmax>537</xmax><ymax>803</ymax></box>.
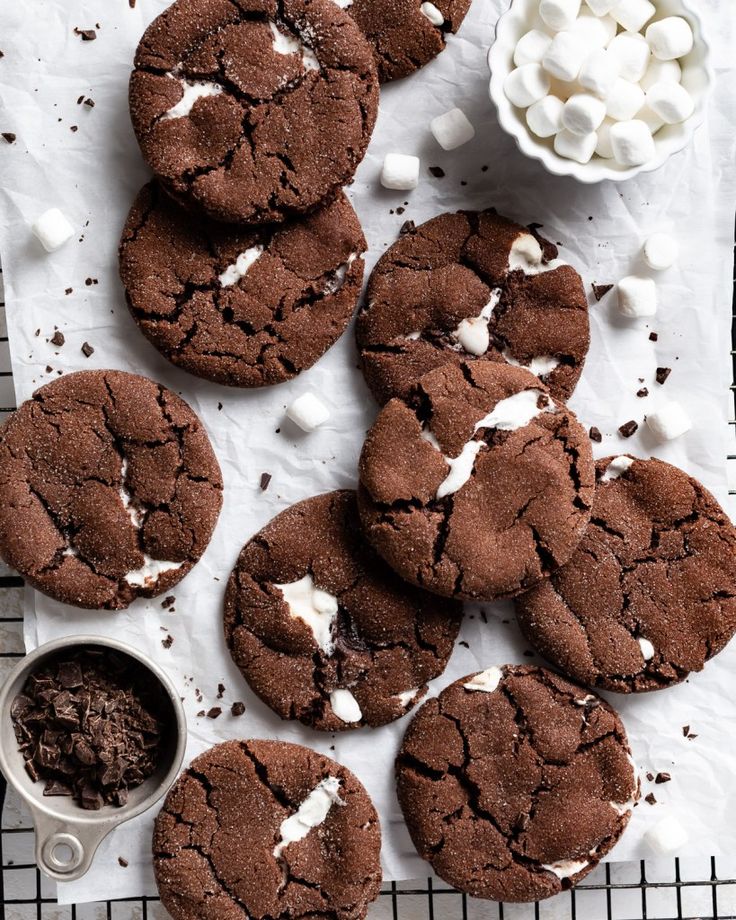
<box><xmin>33</xmin><ymin>811</ymin><xmax>113</xmax><ymax>882</ymax></box>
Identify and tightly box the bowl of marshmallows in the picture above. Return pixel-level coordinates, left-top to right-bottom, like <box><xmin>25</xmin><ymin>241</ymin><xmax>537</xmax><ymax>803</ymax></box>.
<box><xmin>488</xmin><ymin>0</ymin><xmax>712</xmax><ymax>181</ymax></box>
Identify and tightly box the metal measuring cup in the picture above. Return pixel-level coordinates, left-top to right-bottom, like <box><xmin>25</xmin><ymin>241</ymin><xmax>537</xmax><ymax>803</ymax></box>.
<box><xmin>0</xmin><ymin>634</ymin><xmax>186</xmax><ymax>881</ymax></box>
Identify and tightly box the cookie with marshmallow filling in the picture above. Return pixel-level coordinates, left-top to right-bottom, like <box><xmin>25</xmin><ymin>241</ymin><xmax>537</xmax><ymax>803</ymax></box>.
<box><xmin>516</xmin><ymin>456</ymin><xmax>736</xmax><ymax>692</ymax></box>
<box><xmin>129</xmin><ymin>0</ymin><xmax>379</xmax><ymax>224</ymax></box>
<box><xmin>0</xmin><ymin>370</ymin><xmax>222</xmax><ymax>609</ymax></box>
<box><xmin>356</xmin><ymin>209</ymin><xmax>589</xmax><ymax>406</ymax></box>
<box><xmin>119</xmin><ymin>182</ymin><xmax>365</xmax><ymax>387</ymax></box>
<box><xmin>154</xmin><ymin>740</ymin><xmax>381</xmax><ymax>920</ymax></box>
<box><xmin>396</xmin><ymin>664</ymin><xmax>639</xmax><ymax>902</ymax></box>
<box><xmin>224</xmin><ymin>490</ymin><xmax>462</xmax><ymax>731</ymax></box>
<box><xmin>358</xmin><ymin>361</ymin><xmax>595</xmax><ymax>601</ymax></box>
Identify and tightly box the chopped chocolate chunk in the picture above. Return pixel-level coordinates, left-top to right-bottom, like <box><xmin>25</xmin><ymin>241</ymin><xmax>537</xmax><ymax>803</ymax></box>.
<box><xmin>77</xmin><ymin>95</ymin><xmax>85</xmax><ymax>105</ymax></box>
<box><xmin>682</xmin><ymin>725</ymin><xmax>690</xmax><ymax>736</ymax></box>
<box><xmin>70</xmin><ymin>125</ymin><xmax>78</xmax><ymax>133</ymax></box>
<box><xmin>161</xmin><ymin>595</ymin><xmax>175</xmax><ymax>610</ymax></box>
<box><xmin>50</xmin><ymin>331</ymin><xmax>65</xmax><ymax>347</ymax></box>
<box><xmin>161</xmin><ymin>634</ymin><xmax>173</xmax><ymax>649</ymax></box>
<box><xmin>592</xmin><ymin>283</ymin><xmax>613</xmax><ymax>301</ymax></box>
<box><xmin>81</xmin><ymin>342</ymin><xmax>94</xmax><ymax>357</ymax></box>
<box><xmin>656</xmin><ymin>367</ymin><xmax>672</xmax><ymax>385</ymax></box>
<box><xmin>2</xmin><ymin>132</ymin><xmax>16</xmax><ymax>144</ymax></box>
<box><xmin>64</xmin><ymin>288</ymin><xmax>73</xmax><ymax>295</ymax></box>
<box><xmin>83</xmin><ymin>98</ymin><xmax>95</xmax><ymax>108</ymax></box>
<box><xmin>118</xmin><ymin>857</ymin><xmax>129</xmax><ymax>868</ymax></box>
<box><xmin>231</xmin><ymin>701</ymin><xmax>245</xmax><ymax>716</ymax></box>
<box><xmin>637</xmin><ymin>387</ymin><xmax>648</xmax><ymax>398</ymax></box>
<box><xmin>217</xmin><ymin>683</ymin><xmax>225</xmax><ymax>699</ymax></box>
<box><xmin>655</xmin><ymin>772</ymin><xmax>671</xmax><ymax>784</ymax></box>
<box><xmin>206</xmin><ymin>707</ymin><xmax>222</xmax><ymax>719</ymax></box>
<box><xmin>589</xmin><ymin>426</ymin><xmax>603</xmax><ymax>443</ymax></box>
<box><xmin>618</xmin><ymin>420</ymin><xmax>638</xmax><ymax>438</ymax></box>
<box><xmin>428</xmin><ymin>166</ymin><xmax>445</xmax><ymax>178</ymax></box>
<box><xmin>11</xmin><ymin>648</ymin><xmax>166</xmax><ymax>810</ymax></box>
<box><xmin>645</xmin><ymin>793</ymin><xmax>657</xmax><ymax>805</ymax></box>
<box><xmin>399</xmin><ymin>220</ymin><xmax>415</xmax><ymax>235</ymax></box>
<box><xmin>259</xmin><ymin>472</ymin><xmax>272</xmax><ymax>491</ymax></box>
<box><xmin>74</xmin><ymin>27</ymin><xmax>97</xmax><ymax>40</ymax></box>
<box><xmin>649</xmin><ymin>331</ymin><xmax>658</xmax><ymax>342</ymax></box>
<box><xmin>396</xmin><ymin>206</ymin><xmax>405</xmax><ymax>215</ymax></box>
<box><xmin>646</xmin><ymin>772</ymin><xmax>654</xmax><ymax>782</ymax></box>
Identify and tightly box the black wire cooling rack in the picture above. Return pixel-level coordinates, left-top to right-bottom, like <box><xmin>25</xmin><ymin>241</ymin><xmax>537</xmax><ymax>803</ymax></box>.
<box><xmin>2</xmin><ymin>228</ymin><xmax>736</xmax><ymax>920</ymax></box>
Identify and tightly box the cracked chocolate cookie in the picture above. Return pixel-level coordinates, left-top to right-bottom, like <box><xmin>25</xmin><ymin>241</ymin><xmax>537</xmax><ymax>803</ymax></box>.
<box><xmin>119</xmin><ymin>182</ymin><xmax>366</xmax><ymax>387</ymax></box>
<box><xmin>396</xmin><ymin>664</ymin><xmax>639</xmax><ymax>902</ymax></box>
<box><xmin>224</xmin><ymin>490</ymin><xmax>463</xmax><ymax>730</ymax></box>
<box><xmin>356</xmin><ymin>209</ymin><xmax>589</xmax><ymax>406</ymax></box>
<box><xmin>345</xmin><ymin>0</ymin><xmax>472</xmax><ymax>82</ymax></box>
<box><xmin>358</xmin><ymin>361</ymin><xmax>595</xmax><ymax>602</ymax></box>
<box><xmin>129</xmin><ymin>0</ymin><xmax>379</xmax><ymax>225</ymax></box>
<box><xmin>515</xmin><ymin>455</ymin><xmax>736</xmax><ymax>693</ymax></box>
<box><xmin>153</xmin><ymin>739</ymin><xmax>382</xmax><ymax>919</ymax></box>
<box><xmin>0</xmin><ymin>370</ymin><xmax>223</xmax><ymax>609</ymax></box>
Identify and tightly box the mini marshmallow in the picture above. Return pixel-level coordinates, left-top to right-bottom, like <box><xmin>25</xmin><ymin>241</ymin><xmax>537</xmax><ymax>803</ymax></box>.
<box><xmin>643</xmin><ymin>232</ymin><xmax>678</xmax><ymax>270</ymax></box>
<box><xmin>606</xmin><ymin>78</ymin><xmax>646</xmax><ymax>121</ymax></box>
<box><xmin>617</xmin><ymin>275</ymin><xmax>657</xmax><ymax>317</ymax></box>
<box><xmin>381</xmin><ymin>153</ymin><xmax>420</xmax><ymax>190</ymax></box>
<box><xmin>646</xmin><ymin>16</ymin><xmax>694</xmax><ymax>61</ymax></box>
<box><xmin>420</xmin><ymin>1</ymin><xmax>444</xmax><ymax>25</ymax></box>
<box><xmin>646</xmin><ymin>401</ymin><xmax>692</xmax><ymax>440</ymax></box>
<box><xmin>640</xmin><ymin>57</ymin><xmax>682</xmax><ymax>92</ymax></box>
<box><xmin>644</xmin><ymin>814</ymin><xmax>690</xmax><ymax>855</ymax></box>
<box><xmin>595</xmin><ymin>117</ymin><xmax>616</xmax><ymax>157</ymax></box>
<box><xmin>584</xmin><ymin>0</ymin><xmax>616</xmax><ymax>13</ymax></box>
<box><xmin>548</xmin><ymin>77</ymin><xmax>579</xmax><ymax>101</ymax></box>
<box><xmin>646</xmin><ymin>81</ymin><xmax>695</xmax><ymax>124</ymax></box>
<box><xmin>539</xmin><ymin>0</ymin><xmax>581</xmax><ymax>31</ymax></box>
<box><xmin>504</xmin><ymin>64</ymin><xmax>551</xmax><ymax>107</ymax></box>
<box><xmin>430</xmin><ymin>107</ymin><xmax>475</xmax><ymax>150</ymax></box>
<box><xmin>286</xmin><ymin>392</ymin><xmax>330</xmax><ymax>431</ymax></box>
<box><xmin>562</xmin><ymin>94</ymin><xmax>607</xmax><ymax>135</ymax></box>
<box><xmin>514</xmin><ymin>29</ymin><xmax>552</xmax><ymax>67</ymax></box>
<box><xmin>607</xmin><ymin>32</ymin><xmax>651</xmax><ymax>83</ymax></box>
<box><xmin>542</xmin><ymin>32</ymin><xmax>587</xmax><ymax>82</ymax></box>
<box><xmin>554</xmin><ymin>128</ymin><xmax>597</xmax><ymax>164</ymax></box>
<box><xmin>578</xmin><ymin>49</ymin><xmax>620</xmax><ymax>98</ymax></box>
<box><xmin>610</xmin><ymin>0</ymin><xmax>655</xmax><ymax>33</ymax></box>
<box><xmin>568</xmin><ymin>11</ymin><xmax>615</xmax><ymax>49</ymax></box>
<box><xmin>636</xmin><ymin>104</ymin><xmax>665</xmax><ymax>134</ymax></box>
<box><xmin>610</xmin><ymin>119</ymin><xmax>655</xmax><ymax>166</ymax></box>
<box><xmin>527</xmin><ymin>95</ymin><xmax>565</xmax><ymax>137</ymax></box>
<box><xmin>31</xmin><ymin>208</ymin><xmax>75</xmax><ymax>253</ymax></box>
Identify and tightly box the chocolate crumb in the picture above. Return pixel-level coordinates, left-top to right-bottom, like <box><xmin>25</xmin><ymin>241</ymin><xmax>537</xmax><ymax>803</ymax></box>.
<box><xmin>196</xmin><ymin>710</ymin><xmax>205</xmax><ymax>718</ymax></box>
<box><xmin>646</xmin><ymin>772</ymin><xmax>654</xmax><ymax>782</ymax></box>
<box><xmin>656</xmin><ymin>367</ymin><xmax>671</xmax><ymax>385</ymax></box>
<box><xmin>682</xmin><ymin>725</ymin><xmax>689</xmax><ymax>736</ymax></box>
<box><xmin>50</xmin><ymin>331</ymin><xmax>65</xmax><ymax>347</ymax></box>
<box><xmin>206</xmin><ymin>707</ymin><xmax>222</xmax><ymax>719</ymax></box>
<box><xmin>65</xmin><ymin>288</ymin><xmax>73</xmax><ymax>295</ymax></box>
<box><xmin>649</xmin><ymin>331</ymin><xmax>659</xmax><ymax>342</ymax></box>
<box><xmin>81</xmin><ymin>342</ymin><xmax>94</xmax><ymax>357</ymax></box>
<box><xmin>428</xmin><ymin>166</ymin><xmax>445</xmax><ymax>178</ymax></box>
<box><xmin>592</xmin><ymin>283</ymin><xmax>613</xmax><ymax>301</ymax></box>
<box><xmin>74</xmin><ymin>27</ymin><xmax>97</xmax><ymax>40</ymax></box>
<box><xmin>399</xmin><ymin>220</ymin><xmax>415</xmax><ymax>235</ymax></box>
<box><xmin>118</xmin><ymin>857</ymin><xmax>129</xmax><ymax>868</ymax></box>
<box><xmin>45</xmin><ymin>366</ymin><xmax>53</xmax><ymax>374</ymax></box>
<box><xmin>655</xmin><ymin>772</ymin><xmax>671</xmax><ymax>784</ymax></box>
<box><xmin>231</xmin><ymin>701</ymin><xmax>246</xmax><ymax>717</ymax></box>
<box><xmin>618</xmin><ymin>420</ymin><xmax>638</xmax><ymax>438</ymax></box>
<box><xmin>645</xmin><ymin>793</ymin><xmax>657</xmax><ymax>805</ymax></box>
<box><xmin>589</xmin><ymin>426</ymin><xmax>602</xmax><ymax>443</ymax></box>
<box><xmin>161</xmin><ymin>595</ymin><xmax>175</xmax><ymax>610</ymax></box>
<box><xmin>2</xmin><ymin>132</ymin><xmax>15</xmax><ymax>144</ymax></box>
<box><xmin>70</xmin><ymin>125</ymin><xmax>78</xmax><ymax>133</ymax></box>
<box><xmin>260</xmin><ymin>472</ymin><xmax>272</xmax><ymax>491</ymax></box>
<box><xmin>396</xmin><ymin>206</ymin><xmax>405</xmax><ymax>215</ymax></box>
<box><xmin>636</xmin><ymin>387</ymin><xmax>648</xmax><ymax>398</ymax></box>
<box><xmin>217</xmin><ymin>683</ymin><xmax>225</xmax><ymax>699</ymax></box>
<box><xmin>687</xmin><ymin>733</ymin><xmax>698</xmax><ymax>740</ymax></box>
<box><xmin>459</xmin><ymin>640</ymin><xmax>469</xmax><ymax>649</ymax></box>
<box><xmin>161</xmin><ymin>635</ymin><xmax>173</xmax><ymax>649</ymax></box>
<box><xmin>83</xmin><ymin>98</ymin><xmax>95</xmax><ymax>108</ymax></box>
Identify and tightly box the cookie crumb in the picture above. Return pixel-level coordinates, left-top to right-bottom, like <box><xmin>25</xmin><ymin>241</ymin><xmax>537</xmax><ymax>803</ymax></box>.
<box><xmin>231</xmin><ymin>701</ymin><xmax>245</xmax><ymax>716</ymax></box>
<box><xmin>592</xmin><ymin>283</ymin><xmax>613</xmax><ymax>301</ymax></box>
<box><xmin>618</xmin><ymin>420</ymin><xmax>638</xmax><ymax>438</ymax></box>
<box><xmin>656</xmin><ymin>367</ymin><xmax>672</xmax><ymax>385</ymax></box>
<box><xmin>589</xmin><ymin>426</ymin><xmax>602</xmax><ymax>443</ymax></box>
<box><xmin>81</xmin><ymin>342</ymin><xmax>94</xmax><ymax>357</ymax></box>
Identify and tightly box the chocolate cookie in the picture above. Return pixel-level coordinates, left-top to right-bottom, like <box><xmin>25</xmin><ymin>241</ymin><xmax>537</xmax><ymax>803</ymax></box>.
<box><xmin>515</xmin><ymin>456</ymin><xmax>736</xmax><ymax>693</ymax></box>
<box><xmin>356</xmin><ymin>209</ymin><xmax>589</xmax><ymax>406</ymax></box>
<box><xmin>119</xmin><ymin>182</ymin><xmax>366</xmax><ymax>387</ymax></box>
<box><xmin>345</xmin><ymin>0</ymin><xmax>472</xmax><ymax>82</ymax></box>
<box><xmin>129</xmin><ymin>0</ymin><xmax>379</xmax><ymax>225</ymax></box>
<box><xmin>154</xmin><ymin>739</ymin><xmax>382</xmax><ymax>919</ymax></box>
<box><xmin>358</xmin><ymin>361</ymin><xmax>595</xmax><ymax>601</ymax></box>
<box><xmin>396</xmin><ymin>664</ymin><xmax>638</xmax><ymax>902</ymax></box>
<box><xmin>0</xmin><ymin>371</ymin><xmax>222</xmax><ymax>609</ymax></box>
<box><xmin>225</xmin><ymin>490</ymin><xmax>462</xmax><ymax>730</ymax></box>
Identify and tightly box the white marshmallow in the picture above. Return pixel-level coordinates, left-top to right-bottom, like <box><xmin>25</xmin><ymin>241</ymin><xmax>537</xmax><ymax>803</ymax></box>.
<box><xmin>568</xmin><ymin>12</ymin><xmax>615</xmax><ymax>49</ymax></box>
<box><xmin>579</xmin><ymin>50</ymin><xmax>620</xmax><ymax>98</ymax></box>
<box><xmin>646</xmin><ymin>81</ymin><xmax>695</xmax><ymax>124</ymax></box>
<box><xmin>584</xmin><ymin>0</ymin><xmax>616</xmax><ymax>13</ymax></box>
<box><xmin>607</xmin><ymin>32</ymin><xmax>651</xmax><ymax>83</ymax></box>
<box><xmin>610</xmin><ymin>0</ymin><xmax>655</xmax><ymax>33</ymax></box>
<box><xmin>514</xmin><ymin>29</ymin><xmax>552</xmax><ymax>67</ymax></box>
<box><xmin>644</xmin><ymin>814</ymin><xmax>690</xmax><ymax>856</ymax></box>
<box><xmin>595</xmin><ymin>117</ymin><xmax>616</xmax><ymax>157</ymax></box>
<box><xmin>527</xmin><ymin>95</ymin><xmax>565</xmax><ymax>137</ymax></box>
<box><xmin>636</xmin><ymin>104</ymin><xmax>665</xmax><ymax>135</ymax></box>
<box><xmin>286</xmin><ymin>392</ymin><xmax>330</xmax><ymax>431</ymax></box>
<box><xmin>31</xmin><ymin>208</ymin><xmax>75</xmax><ymax>252</ymax></box>
<box><xmin>606</xmin><ymin>78</ymin><xmax>646</xmax><ymax>121</ymax></box>
<box><xmin>640</xmin><ymin>57</ymin><xmax>681</xmax><ymax>93</ymax></box>
<box><xmin>381</xmin><ymin>153</ymin><xmax>420</xmax><ymax>190</ymax></box>
<box><xmin>548</xmin><ymin>77</ymin><xmax>579</xmax><ymax>101</ymax></box>
<box><xmin>420</xmin><ymin>1</ymin><xmax>444</xmax><ymax>25</ymax></box>
<box><xmin>646</xmin><ymin>16</ymin><xmax>694</xmax><ymax>61</ymax></box>
<box><xmin>504</xmin><ymin>64</ymin><xmax>551</xmax><ymax>107</ymax></box>
<box><xmin>542</xmin><ymin>32</ymin><xmax>587</xmax><ymax>82</ymax></box>
<box><xmin>643</xmin><ymin>232</ymin><xmax>678</xmax><ymax>270</ymax></box>
<box><xmin>646</xmin><ymin>401</ymin><xmax>692</xmax><ymax>440</ymax></box>
<box><xmin>329</xmin><ymin>688</ymin><xmax>362</xmax><ymax>722</ymax></box>
<box><xmin>430</xmin><ymin>107</ymin><xmax>475</xmax><ymax>150</ymax></box>
<box><xmin>539</xmin><ymin>0</ymin><xmax>581</xmax><ymax>31</ymax></box>
<box><xmin>610</xmin><ymin>119</ymin><xmax>655</xmax><ymax>165</ymax></box>
<box><xmin>617</xmin><ymin>275</ymin><xmax>657</xmax><ymax>317</ymax></box>
<box><xmin>554</xmin><ymin>128</ymin><xmax>597</xmax><ymax>164</ymax></box>
<box><xmin>562</xmin><ymin>93</ymin><xmax>607</xmax><ymax>135</ymax></box>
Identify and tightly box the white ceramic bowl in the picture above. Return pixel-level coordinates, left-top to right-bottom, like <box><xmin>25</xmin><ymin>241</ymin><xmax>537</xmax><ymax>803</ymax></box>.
<box><xmin>488</xmin><ymin>0</ymin><xmax>713</xmax><ymax>182</ymax></box>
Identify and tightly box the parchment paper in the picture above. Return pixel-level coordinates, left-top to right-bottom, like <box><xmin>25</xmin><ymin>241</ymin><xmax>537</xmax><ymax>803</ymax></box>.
<box><xmin>0</xmin><ymin>0</ymin><xmax>735</xmax><ymax>905</ymax></box>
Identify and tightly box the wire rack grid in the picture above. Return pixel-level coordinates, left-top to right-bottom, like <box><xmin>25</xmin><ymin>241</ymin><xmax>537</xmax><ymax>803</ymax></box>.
<box><xmin>1</xmin><ymin>228</ymin><xmax>736</xmax><ymax>920</ymax></box>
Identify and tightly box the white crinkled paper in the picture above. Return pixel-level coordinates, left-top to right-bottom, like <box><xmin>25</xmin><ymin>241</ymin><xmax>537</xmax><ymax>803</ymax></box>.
<box><xmin>0</xmin><ymin>0</ymin><xmax>735</xmax><ymax>906</ymax></box>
